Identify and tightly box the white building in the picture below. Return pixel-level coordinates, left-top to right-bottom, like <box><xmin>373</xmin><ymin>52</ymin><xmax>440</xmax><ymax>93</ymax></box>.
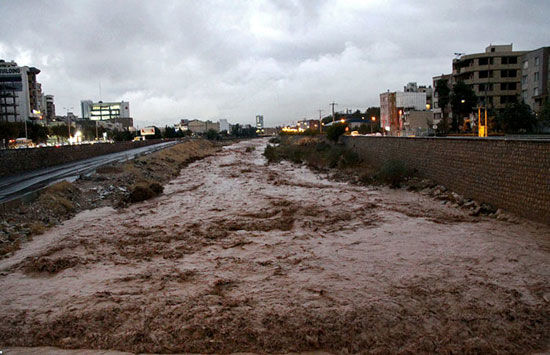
<box><xmin>80</xmin><ymin>100</ymin><xmax>130</xmax><ymax>121</ymax></box>
<box><xmin>219</xmin><ymin>119</ymin><xmax>229</xmax><ymax>132</ymax></box>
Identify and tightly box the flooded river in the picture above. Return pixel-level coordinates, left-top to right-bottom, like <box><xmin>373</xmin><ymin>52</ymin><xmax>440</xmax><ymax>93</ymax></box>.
<box><xmin>1</xmin><ymin>138</ymin><xmax>549</xmax><ymax>353</ymax></box>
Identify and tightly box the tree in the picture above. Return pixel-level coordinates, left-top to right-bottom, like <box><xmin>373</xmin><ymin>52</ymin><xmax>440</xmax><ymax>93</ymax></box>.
<box><xmin>496</xmin><ymin>100</ymin><xmax>537</xmax><ymax>134</ymax></box>
<box><xmin>435</xmin><ymin>79</ymin><xmax>451</xmax><ymax>133</ymax></box>
<box><xmin>205</xmin><ymin>129</ymin><xmax>219</xmax><ymax>140</ymax></box>
<box><xmin>539</xmin><ymin>99</ymin><xmax>550</xmax><ymax>129</ymax></box>
<box><xmin>326</xmin><ymin>123</ymin><xmax>347</xmax><ymax>142</ymax></box>
<box><xmin>163</xmin><ymin>126</ymin><xmax>178</xmax><ymax>138</ymax></box>
<box><xmin>27</xmin><ymin>122</ymin><xmax>49</xmax><ymax>143</ymax></box>
<box><xmin>450</xmin><ymin>81</ymin><xmax>477</xmax><ymax>132</ymax></box>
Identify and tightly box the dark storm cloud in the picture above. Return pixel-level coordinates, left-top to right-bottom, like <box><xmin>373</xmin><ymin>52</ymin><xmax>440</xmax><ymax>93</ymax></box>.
<box><xmin>1</xmin><ymin>0</ymin><xmax>549</xmax><ymax>127</ymax></box>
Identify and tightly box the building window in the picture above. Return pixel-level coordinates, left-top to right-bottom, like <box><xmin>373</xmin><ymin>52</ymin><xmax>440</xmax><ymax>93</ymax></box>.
<box><xmin>535</xmin><ymin>57</ymin><xmax>539</xmax><ymax>66</ymax></box>
<box><xmin>522</xmin><ymin>75</ymin><xmax>528</xmax><ymax>85</ymax></box>
<box><xmin>523</xmin><ymin>60</ymin><xmax>528</xmax><ymax>69</ymax></box>
<box><xmin>534</xmin><ymin>87</ymin><xmax>539</xmax><ymax>96</ymax></box>
<box><xmin>500</xmin><ymin>82</ymin><xmax>516</xmax><ymax>91</ymax></box>
<box><xmin>500</xmin><ymin>69</ymin><xmax>517</xmax><ymax>78</ymax></box>
<box><xmin>522</xmin><ymin>90</ymin><xmax>528</xmax><ymax>101</ymax></box>
<box><xmin>501</xmin><ymin>56</ymin><xmax>517</xmax><ymax>64</ymax></box>
<box><xmin>479</xmin><ymin>57</ymin><xmax>494</xmax><ymax>65</ymax></box>
<box><xmin>479</xmin><ymin>70</ymin><xmax>493</xmax><ymax>78</ymax></box>
<box><xmin>534</xmin><ymin>72</ymin><xmax>539</xmax><ymax>82</ymax></box>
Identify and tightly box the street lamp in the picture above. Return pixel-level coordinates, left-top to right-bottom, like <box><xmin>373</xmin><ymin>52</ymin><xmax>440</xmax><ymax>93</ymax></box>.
<box><xmin>371</xmin><ymin>116</ymin><xmax>376</xmax><ymax>134</ymax></box>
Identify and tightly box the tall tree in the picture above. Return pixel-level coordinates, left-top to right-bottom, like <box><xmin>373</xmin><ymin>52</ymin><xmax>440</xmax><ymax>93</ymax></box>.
<box><xmin>496</xmin><ymin>100</ymin><xmax>536</xmax><ymax>134</ymax></box>
<box><xmin>450</xmin><ymin>81</ymin><xmax>477</xmax><ymax>132</ymax></box>
<box><xmin>435</xmin><ymin>79</ymin><xmax>451</xmax><ymax>133</ymax></box>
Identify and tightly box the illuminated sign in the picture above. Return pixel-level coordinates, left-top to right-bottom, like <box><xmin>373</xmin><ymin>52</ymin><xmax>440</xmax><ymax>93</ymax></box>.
<box><xmin>140</xmin><ymin>127</ymin><xmax>155</xmax><ymax>136</ymax></box>
<box><xmin>0</xmin><ymin>68</ymin><xmax>21</xmax><ymax>74</ymax></box>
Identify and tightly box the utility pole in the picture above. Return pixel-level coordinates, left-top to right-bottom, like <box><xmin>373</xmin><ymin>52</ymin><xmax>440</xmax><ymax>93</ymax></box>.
<box><xmin>330</xmin><ymin>102</ymin><xmax>337</xmax><ymax>122</ymax></box>
<box><xmin>318</xmin><ymin>109</ymin><xmax>323</xmax><ymax>133</ymax></box>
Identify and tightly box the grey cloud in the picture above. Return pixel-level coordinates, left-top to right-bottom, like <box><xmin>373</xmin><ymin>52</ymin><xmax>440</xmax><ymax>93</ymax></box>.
<box><xmin>1</xmin><ymin>0</ymin><xmax>549</xmax><ymax>127</ymax></box>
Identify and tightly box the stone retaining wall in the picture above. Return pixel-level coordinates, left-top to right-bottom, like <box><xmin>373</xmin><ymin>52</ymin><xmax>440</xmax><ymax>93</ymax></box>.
<box><xmin>342</xmin><ymin>136</ymin><xmax>550</xmax><ymax>224</ymax></box>
<box><xmin>0</xmin><ymin>140</ymin><xmax>164</xmax><ymax>178</ymax></box>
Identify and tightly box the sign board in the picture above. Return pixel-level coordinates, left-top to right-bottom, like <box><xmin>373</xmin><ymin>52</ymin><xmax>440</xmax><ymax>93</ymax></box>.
<box><xmin>140</xmin><ymin>127</ymin><xmax>155</xmax><ymax>136</ymax></box>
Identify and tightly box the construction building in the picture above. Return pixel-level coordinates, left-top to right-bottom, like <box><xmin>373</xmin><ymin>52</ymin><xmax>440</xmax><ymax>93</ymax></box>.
<box><xmin>452</xmin><ymin>44</ymin><xmax>527</xmax><ymax>110</ymax></box>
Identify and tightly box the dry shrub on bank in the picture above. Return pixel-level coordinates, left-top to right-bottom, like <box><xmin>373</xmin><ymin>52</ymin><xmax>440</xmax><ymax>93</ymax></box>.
<box><xmin>127</xmin><ymin>181</ymin><xmax>164</xmax><ymax>203</ymax></box>
<box><xmin>37</xmin><ymin>181</ymin><xmax>79</xmax><ymax>214</ymax></box>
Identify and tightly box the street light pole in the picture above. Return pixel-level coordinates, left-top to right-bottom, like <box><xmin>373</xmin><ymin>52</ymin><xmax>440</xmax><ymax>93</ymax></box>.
<box><xmin>371</xmin><ymin>116</ymin><xmax>376</xmax><ymax>134</ymax></box>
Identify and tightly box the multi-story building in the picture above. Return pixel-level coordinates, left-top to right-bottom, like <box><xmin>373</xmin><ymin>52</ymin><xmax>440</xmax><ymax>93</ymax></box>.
<box><xmin>520</xmin><ymin>46</ymin><xmax>550</xmax><ymax>113</ymax></box>
<box><xmin>45</xmin><ymin>95</ymin><xmax>55</xmax><ymax>122</ymax></box>
<box><xmin>452</xmin><ymin>44</ymin><xmax>527</xmax><ymax>110</ymax></box>
<box><xmin>0</xmin><ymin>59</ymin><xmax>43</xmax><ymax>122</ymax></box>
<box><xmin>380</xmin><ymin>91</ymin><xmax>426</xmax><ymax>135</ymax></box>
<box><xmin>80</xmin><ymin>100</ymin><xmax>130</xmax><ymax>121</ymax></box>
<box><xmin>255</xmin><ymin>115</ymin><xmax>264</xmax><ymax>133</ymax></box>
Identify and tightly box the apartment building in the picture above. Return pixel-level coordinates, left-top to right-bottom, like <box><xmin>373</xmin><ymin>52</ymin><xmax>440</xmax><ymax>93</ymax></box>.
<box><xmin>521</xmin><ymin>47</ymin><xmax>550</xmax><ymax>113</ymax></box>
<box><xmin>0</xmin><ymin>59</ymin><xmax>43</xmax><ymax>122</ymax></box>
<box><xmin>452</xmin><ymin>44</ymin><xmax>527</xmax><ymax>110</ymax></box>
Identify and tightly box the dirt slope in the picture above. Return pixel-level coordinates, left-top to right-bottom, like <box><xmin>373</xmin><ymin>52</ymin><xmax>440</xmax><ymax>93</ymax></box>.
<box><xmin>0</xmin><ymin>138</ymin><xmax>549</xmax><ymax>353</ymax></box>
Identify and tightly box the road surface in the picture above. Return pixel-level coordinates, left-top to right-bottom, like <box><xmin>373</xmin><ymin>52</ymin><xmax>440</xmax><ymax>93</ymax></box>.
<box><xmin>0</xmin><ymin>141</ymin><xmax>178</xmax><ymax>203</ymax></box>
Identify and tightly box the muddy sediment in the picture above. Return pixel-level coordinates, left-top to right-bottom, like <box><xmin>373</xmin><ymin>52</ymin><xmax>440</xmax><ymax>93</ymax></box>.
<box><xmin>0</xmin><ymin>139</ymin><xmax>219</xmax><ymax>257</ymax></box>
<box><xmin>0</xmin><ymin>138</ymin><xmax>549</xmax><ymax>353</ymax></box>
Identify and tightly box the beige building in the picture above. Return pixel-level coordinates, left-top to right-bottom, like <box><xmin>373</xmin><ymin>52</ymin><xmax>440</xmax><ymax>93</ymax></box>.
<box><xmin>452</xmin><ymin>44</ymin><xmax>527</xmax><ymax>110</ymax></box>
<box><xmin>187</xmin><ymin>119</ymin><xmax>220</xmax><ymax>133</ymax></box>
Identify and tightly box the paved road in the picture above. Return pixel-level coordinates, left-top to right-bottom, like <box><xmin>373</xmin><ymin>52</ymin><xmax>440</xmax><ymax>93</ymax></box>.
<box><xmin>0</xmin><ymin>141</ymin><xmax>178</xmax><ymax>204</ymax></box>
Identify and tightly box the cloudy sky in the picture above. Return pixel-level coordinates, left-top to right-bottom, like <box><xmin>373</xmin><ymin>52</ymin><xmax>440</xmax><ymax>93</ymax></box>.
<box><xmin>1</xmin><ymin>0</ymin><xmax>549</xmax><ymax>127</ymax></box>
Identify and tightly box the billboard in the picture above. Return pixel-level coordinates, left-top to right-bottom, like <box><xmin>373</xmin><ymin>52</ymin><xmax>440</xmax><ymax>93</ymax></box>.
<box><xmin>140</xmin><ymin>127</ymin><xmax>155</xmax><ymax>136</ymax></box>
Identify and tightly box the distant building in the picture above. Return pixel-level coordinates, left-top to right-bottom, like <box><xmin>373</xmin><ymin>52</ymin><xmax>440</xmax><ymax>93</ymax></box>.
<box><xmin>520</xmin><ymin>46</ymin><xmax>550</xmax><ymax>113</ymax></box>
<box><xmin>45</xmin><ymin>95</ymin><xmax>55</xmax><ymax>122</ymax></box>
<box><xmin>80</xmin><ymin>100</ymin><xmax>130</xmax><ymax>121</ymax></box>
<box><xmin>380</xmin><ymin>91</ymin><xmax>426</xmax><ymax>135</ymax></box>
<box><xmin>187</xmin><ymin>119</ymin><xmax>220</xmax><ymax>133</ymax></box>
<box><xmin>452</xmin><ymin>44</ymin><xmax>527</xmax><ymax>110</ymax></box>
<box><xmin>402</xmin><ymin>111</ymin><xmax>435</xmax><ymax>136</ymax></box>
<box><xmin>297</xmin><ymin>119</ymin><xmax>320</xmax><ymax>131</ymax></box>
<box><xmin>219</xmin><ymin>119</ymin><xmax>229</xmax><ymax>132</ymax></box>
<box><xmin>255</xmin><ymin>115</ymin><xmax>264</xmax><ymax>133</ymax></box>
<box><xmin>0</xmin><ymin>59</ymin><xmax>44</xmax><ymax>122</ymax></box>
<box><xmin>405</xmin><ymin>82</ymin><xmax>433</xmax><ymax>109</ymax></box>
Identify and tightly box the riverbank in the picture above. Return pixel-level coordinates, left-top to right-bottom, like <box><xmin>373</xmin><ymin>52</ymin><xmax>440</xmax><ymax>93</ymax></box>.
<box><xmin>0</xmin><ymin>139</ymin><xmax>219</xmax><ymax>257</ymax></box>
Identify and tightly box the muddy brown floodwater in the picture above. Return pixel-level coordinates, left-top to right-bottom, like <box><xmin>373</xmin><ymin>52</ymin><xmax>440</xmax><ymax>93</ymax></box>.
<box><xmin>1</xmin><ymin>138</ymin><xmax>549</xmax><ymax>354</ymax></box>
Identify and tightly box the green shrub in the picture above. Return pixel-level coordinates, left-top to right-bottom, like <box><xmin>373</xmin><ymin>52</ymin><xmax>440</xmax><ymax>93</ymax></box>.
<box><xmin>377</xmin><ymin>160</ymin><xmax>411</xmax><ymax>187</ymax></box>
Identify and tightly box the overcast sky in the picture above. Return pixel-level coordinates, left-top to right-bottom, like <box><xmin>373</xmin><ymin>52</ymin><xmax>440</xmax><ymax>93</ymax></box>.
<box><xmin>1</xmin><ymin>0</ymin><xmax>549</xmax><ymax>127</ymax></box>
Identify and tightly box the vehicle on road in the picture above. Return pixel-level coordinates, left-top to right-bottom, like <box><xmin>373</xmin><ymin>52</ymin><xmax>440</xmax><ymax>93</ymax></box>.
<box><xmin>8</xmin><ymin>138</ymin><xmax>34</xmax><ymax>149</ymax></box>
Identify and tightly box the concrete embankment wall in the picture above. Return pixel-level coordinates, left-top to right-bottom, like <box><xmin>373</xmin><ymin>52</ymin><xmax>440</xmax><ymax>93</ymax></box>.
<box><xmin>0</xmin><ymin>139</ymin><xmax>164</xmax><ymax>178</ymax></box>
<box><xmin>342</xmin><ymin>136</ymin><xmax>550</xmax><ymax>224</ymax></box>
